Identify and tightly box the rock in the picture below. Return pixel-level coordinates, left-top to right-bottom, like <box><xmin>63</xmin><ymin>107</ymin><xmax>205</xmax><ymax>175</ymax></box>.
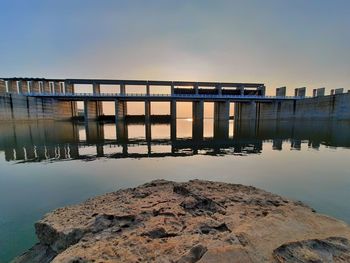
<box><xmin>11</xmin><ymin>243</ymin><xmax>56</xmax><ymax>263</ymax></box>
<box><xmin>142</xmin><ymin>227</ymin><xmax>178</xmax><ymax>239</ymax></box>
<box><xmin>273</xmin><ymin>236</ymin><xmax>350</xmax><ymax>262</ymax></box>
<box><xmin>13</xmin><ymin>180</ymin><xmax>350</xmax><ymax>262</ymax></box>
<box><xmin>177</xmin><ymin>244</ymin><xmax>208</xmax><ymax>263</ymax></box>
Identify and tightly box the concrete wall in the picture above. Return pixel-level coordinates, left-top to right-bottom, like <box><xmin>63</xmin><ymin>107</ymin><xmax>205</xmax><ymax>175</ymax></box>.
<box><xmin>236</xmin><ymin>102</ymin><xmax>256</xmax><ymax>120</ymax></box>
<box><xmin>0</xmin><ymin>80</ymin><xmax>6</xmax><ymax>94</ymax></box>
<box><xmin>0</xmin><ymin>94</ymin><xmax>75</xmax><ymax>121</ymax></box>
<box><xmin>237</xmin><ymin>92</ymin><xmax>350</xmax><ymax>121</ymax></box>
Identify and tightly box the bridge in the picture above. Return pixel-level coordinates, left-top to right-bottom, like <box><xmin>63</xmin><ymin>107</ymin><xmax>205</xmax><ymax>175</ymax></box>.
<box><xmin>0</xmin><ymin>78</ymin><xmax>309</xmax><ymax>122</ymax></box>
<box><xmin>1</xmin><ymin>78</ymin><xmax>349</xmax><ymax>122</ymax></box>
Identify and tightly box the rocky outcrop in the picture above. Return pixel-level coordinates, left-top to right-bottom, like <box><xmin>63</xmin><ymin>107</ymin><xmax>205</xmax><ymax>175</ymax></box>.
<box><xmin>13</xmin><ymin>180</ymin><xmax>350</xmax><ymax>262</ymax></box>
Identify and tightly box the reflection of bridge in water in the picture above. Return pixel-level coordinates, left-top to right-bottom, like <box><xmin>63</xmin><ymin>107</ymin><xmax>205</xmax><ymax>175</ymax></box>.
<box><xmin>0</xmin><ymin>119</ymin><xmax>350</xmax><ymax>163</ymax></box>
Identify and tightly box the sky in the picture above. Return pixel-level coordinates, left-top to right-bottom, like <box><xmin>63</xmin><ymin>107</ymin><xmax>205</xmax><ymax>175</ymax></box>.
<box><xmin>0</xmin><ymin>0</ymin><xmax>350</xmax><ymax>98</ymax></box>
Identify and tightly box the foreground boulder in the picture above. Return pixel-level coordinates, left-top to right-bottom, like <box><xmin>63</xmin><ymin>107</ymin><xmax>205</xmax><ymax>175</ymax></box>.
<box><xmin>14</xmin><ymin>180</ymin><xmax>350</xmax><ymax>262</ymax></box>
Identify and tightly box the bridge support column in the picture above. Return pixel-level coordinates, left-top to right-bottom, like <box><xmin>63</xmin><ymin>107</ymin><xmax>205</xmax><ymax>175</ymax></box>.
<box><xmin>214</xmin><ymin>118</ymin><xmax>229</xmax><ymax>139</ymax></box>
<box><xmin>115</xmin><ymin>100</ymin><xmax>127</xmax><ymax>122</ymax></box>
<box><xmin>116</xmin><ymin>121</ymin><xmax>128</xmax><ymax>143</ymax></box>
<box><xmin>93</xmin><ymin>83</ymin><xmax>100</xmax><ymax>94</ymax></box>
<box><xmin>120</xmin><ymin>84</ymin><xmax>126</xmax><ymax>95</ymax></box>
<box><xmin>145</xmin><ymin>119</ymin><xmax>152</xmax><ymax>154</ymax></box>
<box><xmin>170</xmin><ymin>100</ymin><xmax>177</xmax><ymax>140</ymax></box>
<box><xmin>92</xmin><ymin>83</ymin><xmax>103</xmax><ymax>117</ymax></box>
<box><xmin>214</xmin><ymin>101</ymin><xmax>229</xmax><ymax>121</ymax></box>
<box><xmin>146</xmin><ymin>84</ymin><xmax>150</xmax><ymax>95</ymax></box>
<box><xmin>213</xmin><ymin>101</ymin><xmax>229</xmax><ymax>139</ymax></box>
<box><xmin>192</xmin><ymin>101</ymin><xmax>204</xmax><ymax>141</ymax></box>
<box><xmin>216</xmin><ymin>85</ymin><xmax>222</xmax><ymax>95</ymax></box>
<box><xmin>145</xmin><ymin>101</ymin><xmax>151</xmax><ymax>122</ymax></box>
<box><xmin>170</xmin><ymin>100</ymin><xmax>176</xmax><ymax>120</ymax></box>
<box><xmin>171</xmin><ymin>119</ymin><xmax>176</xmax><ymax>141</ymax></box>
<box><xmin>194</xmin><ymin>83</ymin><xmax>199</xmax><ymax>95</ymax></box>
<box><xmin>85</xmin><ymin>122</ymin><xmax>104</xmax><ymax>143</ymax></box>
<box><xmin>0</xmin><ymin>79</ymin><xmax>6</xmax><ymax>94</ymax></box>
<box><xmin>84</xmin><ymin>100</ymin><xmax>99</xmax><ymax>120</ymax></box>
<box><xmin>96</xmin><ymin>144</ymin><xmax>104</xmax><ymax>157</ymax></box>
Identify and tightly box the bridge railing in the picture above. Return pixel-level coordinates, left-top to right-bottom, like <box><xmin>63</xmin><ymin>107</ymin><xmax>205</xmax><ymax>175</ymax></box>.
<box><xmin>24</xmin><ymin>92</ymin><xmax>304</xmax><ymax>99</ymax></box>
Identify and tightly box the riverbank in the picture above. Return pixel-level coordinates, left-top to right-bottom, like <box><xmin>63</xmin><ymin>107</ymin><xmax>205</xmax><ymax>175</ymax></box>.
<box><xmin>14</xmin><ymin>180</ymin><xmax>350</xmax><ymax>262</ymax></box>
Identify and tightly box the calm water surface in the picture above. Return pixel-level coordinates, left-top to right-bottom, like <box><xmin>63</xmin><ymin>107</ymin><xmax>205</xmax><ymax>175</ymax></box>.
<box><xmin>0</xmin><ymin>119</ymin><xmax>350</xmax><ymax>262</ymax></box>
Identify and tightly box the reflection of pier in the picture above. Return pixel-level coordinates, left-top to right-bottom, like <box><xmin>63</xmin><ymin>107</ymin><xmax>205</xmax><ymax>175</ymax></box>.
<box><xmin>0</xmin><ymin>119</ymin><xmax>350</xmax><ymax>163</ymax></box>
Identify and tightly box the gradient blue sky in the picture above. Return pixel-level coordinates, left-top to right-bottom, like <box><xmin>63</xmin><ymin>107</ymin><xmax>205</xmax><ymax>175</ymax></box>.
<box><xmin>1</xmin><ymin>0</ymin><xmax>349</xmax><ymax>95</ymax></box>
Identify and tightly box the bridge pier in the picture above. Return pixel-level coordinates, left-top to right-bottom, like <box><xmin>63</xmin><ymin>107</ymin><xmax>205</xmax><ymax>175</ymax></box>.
<box><xmin>213</xmin><ymin>101</ymin><xmax>229</xmax><ymax>139</ymax></box>
<box><xmin>171</xmin><ymin>118</ymin><xmax>177</xmax><ymax>141</ymax></box>
<box><xmin>116</xmin><ymin>121</ymin><xmax>128</xmax><ymax>143</ymax></box>
<box><xmin>170</xmin><ymin>100</ymin><xmax>176</xmax><ymax>120</ymax></box>
<box><xmin>115</xmin><ymin>100</ymin><xmax>127</xmax><ymax>122</ymax></box>
<box><xmin>93</xmin><ymin>83</ymin><xmax>100</xmax><ymax>94</ymax></box>
<box><xmin>84</xmin><ymin>100</ymin><xmax>100</xmax><ymax>120</ymax></box>
<box><xmin>214</xmin><ymin>119</ymin><xmax>229</xmax><ymax>139</ymax></box>
<box><xmin>145</xmin><ymin>101</ymin><xmax>151</xmax><ymax>122</ymax></box>
<box><xmin>192</xmin><ymin>101</ymin><xmax>204</xmax><ymax>141</ymax></box>
<box><xmin>120</xmin><ymin>84</ymin><xmax>126</xmax><ymax>95</ymax></box>
<box><xmin>214</xmin><ymin>101</ymin><xmax>229</xmax><ymax>121</ymax></box>
<box><xmin>145</xmin><ymin>120</ymin><xmax>152</xmax><ymax>154</ymax></box>
<box><xmin>85</xmin><ymin>122</ymin><xmax>104</xmax><ymax>143</ymax></box>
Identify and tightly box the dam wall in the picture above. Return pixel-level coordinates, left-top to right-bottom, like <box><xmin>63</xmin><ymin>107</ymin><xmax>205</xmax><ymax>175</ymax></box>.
<box><xmin>0</xmin><ymin>94</ymin><xmax>76</xmax><ymax>121</ymax></box>
<box><xmin>1</xmin><ymin>78</ymin><xmax>350</xmax><ymax>122</ymax></box>
<box><xmin>237</xmin><ymin>92</ymin><xmax>350</xmax><ymax>121</ymax></box>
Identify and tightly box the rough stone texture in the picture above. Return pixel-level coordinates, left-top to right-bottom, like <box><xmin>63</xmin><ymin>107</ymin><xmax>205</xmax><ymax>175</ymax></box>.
<box><xmin>13</xmin><ymin>180</ymin><xmax>350</xmax><ymax>263</ymax></box>
<box><xmin>273</xmin><ymin>237</ymin><xmax>350</xmax><ymax>263</ymax></box>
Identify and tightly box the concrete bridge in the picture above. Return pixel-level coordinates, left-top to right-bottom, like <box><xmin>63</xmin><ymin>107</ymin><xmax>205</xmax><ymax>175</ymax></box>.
<box><xmin>0</xmin><ymin>78</ymin><xmax>349</xmax><ymax>122</ymax></box>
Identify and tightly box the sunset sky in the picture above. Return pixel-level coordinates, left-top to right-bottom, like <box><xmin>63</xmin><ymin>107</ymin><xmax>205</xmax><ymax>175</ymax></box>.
<box><xmin>1</xmin><ymin>0</ymin><xmax>349</xmax><ymax>113</ymax></box>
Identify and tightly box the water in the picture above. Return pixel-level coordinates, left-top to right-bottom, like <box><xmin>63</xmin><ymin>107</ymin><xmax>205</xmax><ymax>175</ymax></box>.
<box><xmin>0</xmin><ymin>119</ymin><xmax>350</xmax><ymax>262</ymax></box>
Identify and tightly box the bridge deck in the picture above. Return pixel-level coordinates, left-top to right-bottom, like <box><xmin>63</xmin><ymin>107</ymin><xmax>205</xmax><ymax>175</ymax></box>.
<box><xmin>25</xmin><ymin>93</ymin><xmax>302</xmax><ymax>102</ymax></box>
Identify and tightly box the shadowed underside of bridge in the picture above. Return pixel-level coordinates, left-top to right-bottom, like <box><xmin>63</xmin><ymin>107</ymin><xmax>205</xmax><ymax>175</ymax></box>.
<box><xmin>0</xmin><ymin>78</ymin><xmax>350</xmax><ymax>122</ymax></box>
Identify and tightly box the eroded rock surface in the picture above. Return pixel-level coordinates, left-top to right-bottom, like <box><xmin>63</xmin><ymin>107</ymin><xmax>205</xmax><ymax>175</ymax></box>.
<box><xmin>13</xmin><ymin>180</ymin><xmax>350</xmax><ymax>262</ymax></box>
